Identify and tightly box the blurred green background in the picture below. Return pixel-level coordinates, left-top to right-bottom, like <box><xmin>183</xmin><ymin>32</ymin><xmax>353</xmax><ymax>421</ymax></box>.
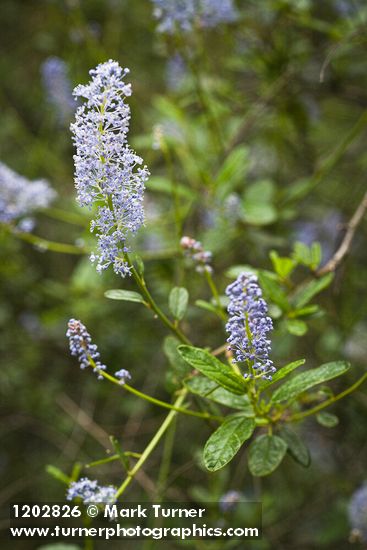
<box><xmin>1</xmin><ymin>0</ymin><xmax>367</xmax><ymax>548</ymax></box>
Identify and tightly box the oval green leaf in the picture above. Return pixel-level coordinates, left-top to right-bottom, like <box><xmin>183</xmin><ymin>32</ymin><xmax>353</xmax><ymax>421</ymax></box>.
<box><xmin>278</xmin><ymin>427</ymin><xmax>310</xmax><ymax>467</ymax></box>
<box><xmin>259</xmin><ymin>359</ymin><xmax>305</xmax><ymax>391</ymax></box>
<box><xmin>292</xmin><ymin>273</ymin><xmax>334</xmax><ymax>309</ymax></box>
<box><xmin>316</xmin><ymin>412</ymin><xmax>339</xmax><ymax>428</ymax></box>
<box><xmin>204</xmin><ymin>416</ymin><xmax>255</xmax><ymax>471</ymax></box>
<box><xmin>163</xmin><ymin>336</ymin><xmax>191</xmax><ymax>376</ymax></box>
<box><xmin>248</xmin><ymin>435</ymin><xmax>287</xmax><ymax>476</ymax></box>
<box><xmin>104</xmin><ymin>289</ymin><xmax>145</xmax><ymax>303</ymax></box>
<box><xmin>286</xmin><ymin>319</ymin><xmax>308</xmax><ymax>336</ymax></box>
<box><xmin>169</xmin><ymin>287</ymin><xmax>189</xmax><ymax>320</ymax></box>
<box><xmin>271</xmin><ymin>361</ymin><xmax>350</xmax><ymax>404</ymax></box>
<box><xmin>178</xmin><ymin>346</ymin><xmax>248</xmax><ymax>395</ymax></box>
<box><xmin>185</xmin><ymin>376</ymin><xmax>254</xmax><ymax>414</ymax></box>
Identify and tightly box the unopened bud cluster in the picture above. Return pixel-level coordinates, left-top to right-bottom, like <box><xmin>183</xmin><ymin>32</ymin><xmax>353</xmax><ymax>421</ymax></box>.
<box><xmin>180</xmin><ymin>236</ymin><xmax>212</xmax><ymax>274</ymax></box>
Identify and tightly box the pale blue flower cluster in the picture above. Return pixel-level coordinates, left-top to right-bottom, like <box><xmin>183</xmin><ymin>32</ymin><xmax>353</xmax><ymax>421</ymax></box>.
<box><xmin>114</xmin><ymin>369</ymin><xmax>132</xmax><ymax>384</ymax></box>
<box><xmin>41</xmin><ymin>57</ymin><xmax>75</xmax><ymax>123</ymax></box>
<box><xmin>0</xmin><ymin>162</ymin><xmax>56</xmax><ymax>225</ymax></box>
<box><xmin>71</xmin><ymin>60</ymin><xmax>149</xmax><ymax>277</ymax></box>
<box><xmin>348</xmin><ymin>482</ymin><xmax>367</xmax><ymax>542</ymax></box>
<box><xmin>166</xmin><ymin>54</ymin><xmax>187</xmax><ymax>91</ymax></box>
<box><xmin>219</xmin><ymin>490</ymin><xmax>242</xmax><ymax>513</ymax></box>
<box><xmin>225</xmin><ymin>273</ymin><xmax>275</xmax><ymax>380</ymax></box>
<box><xmin>67</xmin><ymin>477</ymin><xmax>116</xmax><ymax>504</ymax></box>
<box><xmin>152</xmin><ymin>0</ymin><xmax>238</xmax><ymax>34</ymax></box>
<box><xmin>66</xmin><ymin>319</ymin><xmax>107</xmax><ymax>379</ymax></box>
<box><xmin>200</xmin><ymin>0</ymin><xmax>239</xmax><ymax>27</ymax></box>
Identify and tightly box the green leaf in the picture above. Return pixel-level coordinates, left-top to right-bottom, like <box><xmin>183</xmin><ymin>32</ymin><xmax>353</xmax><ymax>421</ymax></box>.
<box><xmin>45</xmin><ymin>465</ymin><xmax>70</xmax><ymax>485</ymax></box>
<box><xmin>270</xmin><ymin>250</ymin><xmax>296</xmax><ymax>279</ymax></box>
<box><xmin>316</xmin><ymin>412</ymin><xmax>339</xmax><ymax>427</ymax></box>
<box><xmin>245</xmin><ymin>179</ymin><xmax>275</xmax><ymax>203</ymax></box>
<box><xmin>286</xmin><ymin>319</ymin><xmax>308</xmax><ymax>336</ymax></box>
<box><xmin>292</xmin><ymin>305</ymin><xmax>319</xmax><ymax>317</ymax></box>
<box><xmin>242</xmin><ymin>180</ymin><xmax>277</xmax><ymax>226</ymax></box>
<box><xmin>134</xmin><ymin>254</ymin><xmax>145</xmax><ymax>275</ymax></box>
<box><xmin>278</xmin><ymin>427</ymin><xmax>310</xmax><ymax>467</ymax></box>
<box><xmin>154</xmin><ymin>96</ymin><xmax>186</xmax><ymax>124</ymax></box>
<box><xmin>184</xmin><ymin>376</ymin><xmax>254</xmax><ymax>414</ymax></box>
<box><xmin>163</xmin><ymin>336</ymin><xmax>191</xmax><ymax>376</ymax></box>
<box><xmin>248</xmin><ymin>435</ymin><xmax>287</xmax><ymax>476</ymax></box>
<box><xmin>169</xmin><ymin>287</ymin><xmax>189</xmax><ymax>320</ymax></box>
<box><xmin>178</xmin><ymin>346</ymin><xmax>248</xmax><ymax>395</ymax></box>
<box><xmin>241</xmin><ymin>202</ymin><xmax>277</xmax><ymax>226</ymax></box>
<box><xmin>293</xmin><ymin>241</ymin><xmax>322</xmax><ymax>270</ymax></box>
<box><xmin>271</xmin><ymin>361</ymin><xmax>350</xmax><ymax>404</ymax></box>
<box><xmin>204</xmin><ymin>416</ymin><xmax>255</xmax><ymax>471</ymax></box>
<box><xmin>258</xmin><ymin>271</ymin><xmax>290</xmax><ymax>311</ymax></box>
<box><xmin>259</xmin><ymin>359</ymin><xmax>305</xmax><ymax>390</ymax></box>
<box><xmin>146</xmin><ymin>176</ymin><xmax>194</xmax><ymax>200</ymax></box>
<box><xmin>293</xmin><ymin>241</ymin><xmax>311</xmax><ymax>266</ymax></box>
<box><xmin>215</xmin><ymin>145</ymin><xmax>249</xmax><ymax>193</ymax></box>
<box><xmin>283</xmin><ymin>177</ymin><xmax>313</xmax><ymax>203</ymax></box>
<box><xmin>292</xmin><ymin>273</ymin><xmax>334</xmax><ymax>309</ymax></box>
<box><xmin>104</xmin><ymin>289</ymin><xmax>145</xmax><ymax>304</ymax></box>
<box><xmin>195</xmin><ymin>299</ymin><xmax>222</xmax><ymax>317</ymax></box>
<box><xmin>310</xmin><ymin>242</ymin><xmax>322</xmax><ymax>269</ymax></box>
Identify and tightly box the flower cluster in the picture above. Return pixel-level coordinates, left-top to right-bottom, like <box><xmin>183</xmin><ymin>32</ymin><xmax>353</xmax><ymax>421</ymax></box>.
<box><xmin>152</xmin><ymin>0</ymin><xmax>238</xmax><ymax>34</ymax></box>
<box><xmin>180</xmin><ymin>236</ymin><xmax>212</xmax><ymax>273</ymax></box>
<box><xmin>71</xmin><ymin>60</ymin><xmax>149</xmax><ymax>277</ymax></box>
<box><xmin>41</xmin><ymin>57</ymin><xmax>75</xmax><ymax>123</ymax></box>
<box><xmin>348</xmin><ymin>482</ymin><xmax>367</xmax><ymax>543</ymax></box>
<box><xmin>225</xmin><ymin>273</ymin><xmax>275</xmax><ymax>380</ymax></box>
<box><xmin>0</xmin><ymin>162</ymin><xmax>56</xmax><ymax>226</ymax></box>
<box><xmin>67</xmin><ymin>478</ymin><xmax>116</xmax><ymax>504</ymax></box>
<box><xmin>219</xmin><ymin>490</ymin><xmax>243</xmax><ymax>513</ymax></box>
<box><xmin>166</xmin><ymin>54</ymin><xmax>187</xmax><ymax>91</ymax></box>
<box><xmin>114</xmin><ymin>369</ymin><xmax>132</xmax><ymax>385</ymax></box>
<box><xmin>200</xmin><ymin>0</ymin><xmax>239</xmax><ymax>28</ymax></box>
<box><xmin>66</xmin><ymin>319</ymin><xmax>107</xmax><ymax>379</ymax></box>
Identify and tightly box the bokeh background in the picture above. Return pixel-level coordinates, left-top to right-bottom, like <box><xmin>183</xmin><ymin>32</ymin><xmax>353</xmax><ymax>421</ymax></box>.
<box><xmin>1</xmin><ymin>1</ymin><xmax>367</xmax><ymax>549</ymax></box>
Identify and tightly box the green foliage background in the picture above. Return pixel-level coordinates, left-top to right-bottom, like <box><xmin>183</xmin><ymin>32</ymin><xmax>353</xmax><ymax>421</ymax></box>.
<box><xmin>0</xmin><ymin>1</ymin><xmax>367</xmax><ymax>548</ymax></box>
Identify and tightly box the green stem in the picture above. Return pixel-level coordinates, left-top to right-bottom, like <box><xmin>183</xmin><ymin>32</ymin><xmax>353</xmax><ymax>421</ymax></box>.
<box><xmin>42</xmin><ymin>207</ymin><xmax>87</xmax><ymax>226</ymax></box>
<box><xmin>114</xmin><ymin>391</ymin><xmax>187</xmax><ymax>499</ymax></box>
<box><xmin>86</xmin><ymin>452</ymin><xmax>142</xmax><ymax>469</ymax></box>
<box><xmin>14</xmin><ymin>230</ymin><xmax>88</xmax><ymax>255</ymax></box>
<box><xmin>124</xmin><ymin>252</ymin><xmax>190</xmax><ymax>344</ymax></box>
<box><xmin>288</xmin><ymin>372</ymin><xmax>367</xmax><ymax>422</ymax></box>
<box><xmin>204</xmin><ymin>269</ymin><xmax>227</xmax><ymax>321</ymax></box>
<box><xmin>156</xmin><ymin>419</ymin><xmax>177</xmax><ymax>500</ymax></box>
<box><xmin>94</xmin><ymin>366</ymin><xmax>223</xmax><ymax>422</ymax></box>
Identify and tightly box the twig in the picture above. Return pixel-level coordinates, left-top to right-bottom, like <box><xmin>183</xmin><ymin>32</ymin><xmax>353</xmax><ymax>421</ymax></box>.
<box><xmin>317</xmin><ymin>190</ymin><xmax>367</xmax><ymax>276</ymax></box>
<box><xmin>96</xmin><ymin>368</ymin><xmax>223</xmax><ymax>422</ymax></box>
<box><xmin>212</xmin><ymin>343</ymin><xmax>228</xmax><ymax>356</ymax></box>
<box><xmin>114</xmin><ymin>391</ymin><xmax>187</xmax><ymax>499</ymax></box>
<box><xmin>287</xmin><ymin>371</ymin><xmax>367</xmax><ymax>422</ymax></box>
<box><xmin>56</xmin><ymin>393</ymin><xmax>112</xmax><ymax>449</ymax></box>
